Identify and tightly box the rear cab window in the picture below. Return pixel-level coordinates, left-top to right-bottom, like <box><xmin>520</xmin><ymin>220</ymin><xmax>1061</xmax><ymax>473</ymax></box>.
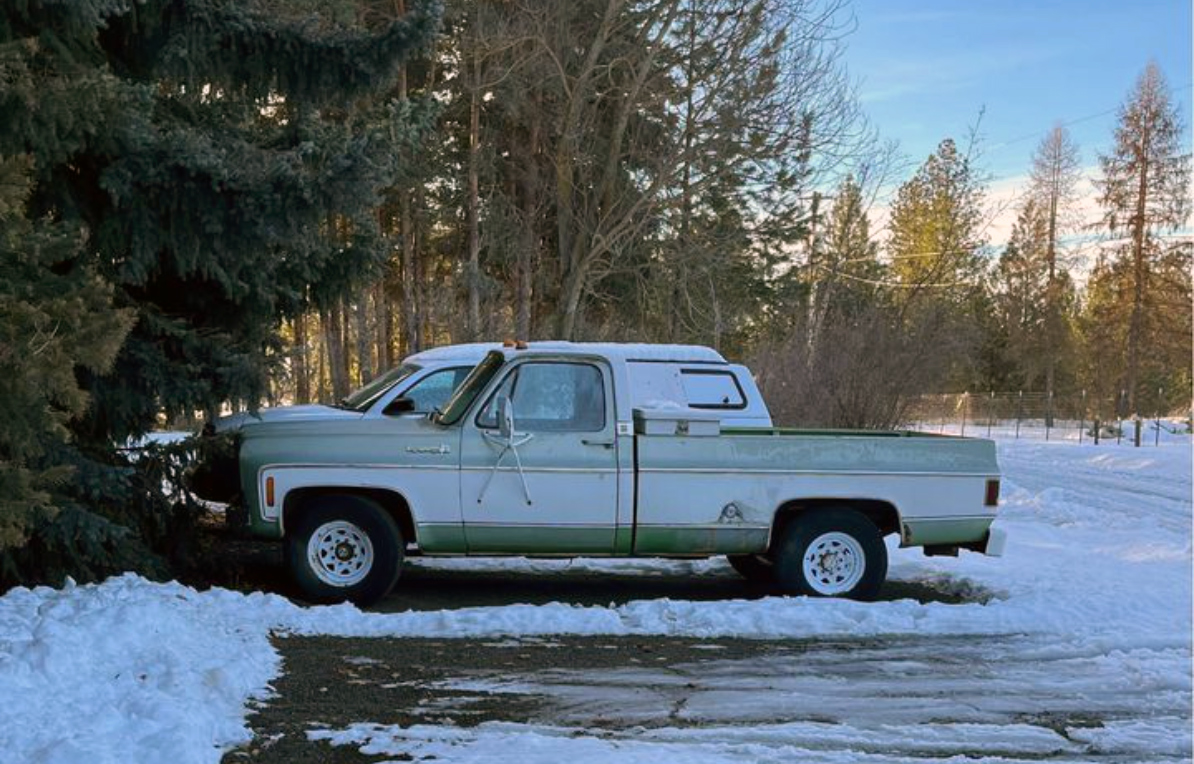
<box><xmin>679</xmin><ymin>369</ymin><xmax>746</xmax><ymax>409</ymax></box>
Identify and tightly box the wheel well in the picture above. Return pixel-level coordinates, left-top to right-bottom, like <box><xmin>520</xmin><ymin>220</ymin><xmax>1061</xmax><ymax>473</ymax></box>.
<box><xmin>283</xmin><ymin>487</ymin><xmax>417</xmax><ymax>545</ymax></box>
<box><xmin>769</xmin><ymin>499</ymin><xmax>901</xmax><ymax>551</ymax></box>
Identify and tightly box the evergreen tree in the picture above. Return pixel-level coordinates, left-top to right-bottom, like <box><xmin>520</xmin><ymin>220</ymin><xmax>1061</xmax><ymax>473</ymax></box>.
<box><xmin>0</xmin><ymin>156</ymin><xmax>133</xmax><ymax>556</ymax></box>
<box><xmin>1</xmin><ymin>0</ymin><xmax>439</xmax><ymax>585</ymax></box>
<box><xmin>1095</xmin><ymin>62</ymin><xmax>1191</xmax><ymax>415</ymax></box>
<box><xmin>1077</xmin><ymin>254</ymin><xmax>1130</xmax><ymax>415</ymax></box>
<box><xmin>888</xmin><ymin>139</ymin><xmax>986</xmax><ymax>305</ymax></box>
<box><xmin>804</xmin><ymin>175</ymin><xmax>884</xmax><ymax>354</ymax></box>
<box><xmin>1027</xmin><ymin>125</ymin><xmax>1082</xmax><ymax>409</ymax></box>
<box><xmin>990</xmin><ymin>198</ymin><xmax>1076</xmax><ymax>391</ymax></box>
<box><xmin>886</xmin><ymin>138</ymin><xmax>988</xmax><ymax>386</ymax></box>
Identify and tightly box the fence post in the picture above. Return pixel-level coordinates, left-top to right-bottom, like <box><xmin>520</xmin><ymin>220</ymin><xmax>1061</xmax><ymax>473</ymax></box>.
<box><xmin>961</xmin><ymin>392</ymin><xmax>968</xmax><ymax>437</ymax></box>
<box><xmin>987</xmin><ymin>391</ymin><xmax>994</xmax><ymax>438</ymax></box>
<box><xmin>1156</xmin><ymin>387</ymin><xmax>1163</xmax><ymax>447</ymax></box>
<box><xmin>1133</xmin><ymin>417</ymin><xmax>1142</xmax><ymax>447</ymax></box>
<box><xmin>1093</xmin><ymin>418</ymin><xmax>1100</xmax><ymax>445</ymax></box>
<box><xmin>1078</xmin><ymin>389</ymin><xmax>1086</xmax><ymax>445</ymax></box>
<box><xmin>1117</xmin><ymin>389</ymin><xmax>1125</xmax><ymax>445</ymax></box>
<box><xmin>1045</xmin><ymin>390</ymin><xmax>1053</xmax><ymax>441</ymax></box>
<box><xmin>1015</xmin><ymin>391</ymin><xmax>1023</xmax><ymax>439</ymax></box>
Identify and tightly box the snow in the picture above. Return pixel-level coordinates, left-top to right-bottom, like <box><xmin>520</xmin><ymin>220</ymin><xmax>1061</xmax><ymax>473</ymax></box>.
<box><xmin>307</xmin><ymin>719</ymin><xmax>1093</xmax><ymax>763</ymax></box>
<box><xmin>0</xmin><ymin>438</ymin><xmax>1189</xmax><ymax>762</ymax></box>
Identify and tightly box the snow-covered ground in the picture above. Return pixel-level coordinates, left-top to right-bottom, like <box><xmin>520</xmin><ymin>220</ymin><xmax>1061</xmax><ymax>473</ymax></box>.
<box><xmin>0</xmin><ymin>438</ymin><xmax>1189</xmax><ymax>763</ymax></box>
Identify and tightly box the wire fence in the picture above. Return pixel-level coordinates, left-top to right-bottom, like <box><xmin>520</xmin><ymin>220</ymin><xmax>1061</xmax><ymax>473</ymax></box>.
<box><xmin>903</xmin><ymin>392</ymin><xmax>1194</xmax><ymax>446</ymax></box>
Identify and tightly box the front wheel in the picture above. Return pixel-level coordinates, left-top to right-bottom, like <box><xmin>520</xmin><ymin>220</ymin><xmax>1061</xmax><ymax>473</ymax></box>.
<box><xmin>772</xmin><ymin>508</ymin><xmax>887</xmax><ymax>600</ymax></box>
<box><xmin>286</xmin><ymin>495</ymin><xmax>403</xmax><ymax>606</ymax></box>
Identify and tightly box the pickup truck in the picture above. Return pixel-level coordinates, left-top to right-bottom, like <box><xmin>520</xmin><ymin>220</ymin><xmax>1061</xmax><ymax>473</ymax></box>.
<box><xmin>193</xmin><ymin>342</ymin><xmax>1003</xmax><ymax>605</ymax></box>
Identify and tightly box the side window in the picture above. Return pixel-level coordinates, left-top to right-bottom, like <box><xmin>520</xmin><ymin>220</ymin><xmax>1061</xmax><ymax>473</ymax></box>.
<box><xmin>478</xmin><ymin>362</ymin><xmax>606</xmax><ymax>432</ymax></box>
<box><xmin>400</xmin><ymin>367</ymin><xmax>470</xmax><ymax>414</ymax></box>
<box><xmin>680</xmin><ymin>369</ymin><xmax>746</xmax><ymax>409</ymax></box>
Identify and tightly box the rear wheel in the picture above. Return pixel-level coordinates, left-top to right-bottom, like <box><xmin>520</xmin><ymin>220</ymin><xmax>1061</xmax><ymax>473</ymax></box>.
<box><xmin>726</xmin><ymin>554</ymin><xmax>774</xmax><ymax>583</ymax></box>
<box><xmin>772</xmin><ymin>508</ymin><xmax>886</xmax><ymax>600</ymax></box>
<box><xmin>286</xmin><ymin>495</ymin><xmax>403</xmax><ymax>605</ymax></box>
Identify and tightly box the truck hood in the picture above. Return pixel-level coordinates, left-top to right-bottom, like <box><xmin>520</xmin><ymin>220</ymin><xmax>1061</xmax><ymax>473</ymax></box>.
<box><xmin>215</xmin><ymin>404</ymin><xmax>363</xmax><ymax>432</ymax></box>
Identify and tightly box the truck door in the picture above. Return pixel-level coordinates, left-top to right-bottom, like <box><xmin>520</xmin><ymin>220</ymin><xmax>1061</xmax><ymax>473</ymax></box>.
<box><xmin>459</xmin><ymin>359</ymin><xmax>618</xmax><ymax>553</ymax></box>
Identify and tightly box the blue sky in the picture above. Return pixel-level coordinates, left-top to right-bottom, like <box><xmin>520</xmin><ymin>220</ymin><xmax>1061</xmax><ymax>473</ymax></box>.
<box><xmin>844</xmin><ymin>0</ymin><xmax>1193</xmax><ymax>185</ymax></box>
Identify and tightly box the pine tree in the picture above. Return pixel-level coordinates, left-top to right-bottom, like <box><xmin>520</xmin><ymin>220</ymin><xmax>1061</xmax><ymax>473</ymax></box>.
<box><xmin>886</xmin><ymin>138</ymin><xmax>988</xmax><ymax>387</ymax></box>
<box><xmin>1027</xmin><ymin>125</ymin><xmax>1082</xmax><ymax>411</ymax></box>
<box><xmin>805</xmin><ymin>175</ymin><xmax>884</xmax><ymax>352</ymax></box>
<box><xmin>1</xmin><ymin>0</ymin><xmax>440</xmax><ymax>585</ymax></box>
<box><xmin>1095</xmin><ymin>62</ymin><xmax>1191</xmax><ymax>415</ymax></box>
<box><xmin>0</xmin><ymin>156</ymin><xmax>133</xmax><ymax>555</ymax></box>
<box><xmin>888</xmin><ymin>139</ymin><xmax>986</xmax><ymax>305</ymax></box>
<box><xmin>989</xmin><ymin>193</ymin><xmax>1080</xmax><ymax>399</ymax></box>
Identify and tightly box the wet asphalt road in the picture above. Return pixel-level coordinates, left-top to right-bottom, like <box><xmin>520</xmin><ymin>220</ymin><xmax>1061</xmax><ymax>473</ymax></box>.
<box><xmin>215</xmin><ymin>560</ymin><xmax>1189</xmax><ymax>764</ymax></box>
<box><xmin>216</xmin><ymin>553</ymin><xmax>990</xmax><ymax>763</ymax></box>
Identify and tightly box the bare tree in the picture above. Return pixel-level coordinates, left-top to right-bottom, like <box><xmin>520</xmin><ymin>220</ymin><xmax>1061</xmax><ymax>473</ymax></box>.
<box><xmin>1027</xmin><ymin>125</ymin><xmax>1082</xmax><ymax>413</ymax></box>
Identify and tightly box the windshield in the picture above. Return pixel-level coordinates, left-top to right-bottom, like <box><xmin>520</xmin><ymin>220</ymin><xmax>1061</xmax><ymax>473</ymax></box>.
<box><xmin>434</xmin><ymin>351</ymin><xmax>505</xmax><ymax>425</ymax></box>
<box><xmin>340</xmin><ymin>363</ymin><xmax>420</xmax><ymax>412</ymax></box>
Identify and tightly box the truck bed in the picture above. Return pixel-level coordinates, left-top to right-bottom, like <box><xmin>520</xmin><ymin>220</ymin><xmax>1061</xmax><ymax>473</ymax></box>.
<box><xmin>631</xmin><ymin>425</ymin><xmax>999</xmax><ymax>554</ymax></box>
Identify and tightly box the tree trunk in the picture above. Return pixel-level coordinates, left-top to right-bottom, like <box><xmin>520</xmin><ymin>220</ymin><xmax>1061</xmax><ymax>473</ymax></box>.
<box><xmin>557</xmin><ymin>265</ymin><xmax>587</xmax><ymax>340</ymax></box>
<box><xmin>294</xmin><ymin>314</ymin><xmax>310</xmax><ymax>404</ymax></box>
<box><xmin>515</xmin><ymin>94</ymin><xmax>541</xmax><ymax>340</ymax></box>
<box><xmin>376</xmin><ymin>280</ymin><xmax>392</xmax><ymax>370</ymax></box>
<box><xmin>466</xmin><ymin>45</ymin><xmax>482</xmax><ymax>340</ymax></box>
<box><xmin>1126</xmin><ymin>130</ymin><xmax>1151</xmax><ymax>416</ymax></box>
<box><xmin>315</xmin><ymin>320</ymin><xmax>327</xmax><ymax>403</ymax></box>
<box><xmin>395</xmin><ymin>41</ymin><xmax>421</xmax><ymax>356</ymax></box>
<box><xmin>322</xmin><ymin>302</ymin><xmax>349</xmax><ymax>402</ymax></box>
<box><xmin>355</xmin><ymin>295</ymin><xmax>372</xmax><ymax>385</ymax></box>
<box><xmin>1043</xmin><ymin>157</ymin><xmax>1060</xmax><ymax>427</ymax></box>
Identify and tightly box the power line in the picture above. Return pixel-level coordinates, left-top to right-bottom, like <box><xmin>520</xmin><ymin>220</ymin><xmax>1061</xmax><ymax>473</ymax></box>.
<box><xmin>987</xmin><ymin>81</ymin><xmax>1194</xmax><ymax>154</ymax></box>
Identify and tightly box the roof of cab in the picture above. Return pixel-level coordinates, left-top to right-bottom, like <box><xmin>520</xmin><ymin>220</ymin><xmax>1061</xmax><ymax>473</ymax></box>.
<box><xmin>404</xmin><ymin>342</ymin><xmax>501</xmax><ymax>364</ymax></box>
<box><xmin>405</xmin><ymin>341</ymin><xmax>726</xmax><ymax>366</ymax></box>
<box><xmin>508</xmin><ymin>342</ymin><xmax>726</xmax><ymax>364</ymax></box>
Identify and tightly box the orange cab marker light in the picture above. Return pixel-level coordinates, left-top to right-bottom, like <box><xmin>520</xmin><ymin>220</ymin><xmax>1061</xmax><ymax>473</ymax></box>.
<box><xmin>265</xmin><ymin>476</ymin><xmax>275</xmax><ymax>507</ymax></box>
<box><xmin>984</xmin><ymin>479</ymin><xmax>1000</xmax><ymax>507</ymax></box>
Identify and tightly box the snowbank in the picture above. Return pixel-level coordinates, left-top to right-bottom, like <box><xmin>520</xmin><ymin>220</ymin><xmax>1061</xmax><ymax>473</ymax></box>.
<box><xmin>0</xmin><ymin>439</ymin><xmax>1188</xmax><ymax>763</ymax></box>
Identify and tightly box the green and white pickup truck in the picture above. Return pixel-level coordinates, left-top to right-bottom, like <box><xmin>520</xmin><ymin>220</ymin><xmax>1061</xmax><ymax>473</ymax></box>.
<box><xmin>193</xmin><ymin>342</ymin><xmax>1003</xmax><ymax>604</ymax></box>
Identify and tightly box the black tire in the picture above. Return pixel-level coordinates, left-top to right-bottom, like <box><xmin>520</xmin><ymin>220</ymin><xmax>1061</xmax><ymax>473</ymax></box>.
<box><xmin>286</xmin><ymin>495</ymin><xmax>403</xmax><ymax>606</ymax></box>
<box><xmin>772</xmin><ymin>507</ymin><xmax>887</xmax><ymax>601</ymax></box>
<box><xmin>726</xmin><ymin>554</ymin><xmax>775</xmax><ymax>583</ymax></box>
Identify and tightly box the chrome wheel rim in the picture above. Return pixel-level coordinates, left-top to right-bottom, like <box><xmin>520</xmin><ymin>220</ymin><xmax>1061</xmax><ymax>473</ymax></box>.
<box><xmin>308</xmin><ymin>520</ymin><xmax>374</xmax><ymax>587</ymax></box>
<box><xmin>802</xmin><ymin>531</ymin><xmax>866</xmax><ymax>595</ymax></box>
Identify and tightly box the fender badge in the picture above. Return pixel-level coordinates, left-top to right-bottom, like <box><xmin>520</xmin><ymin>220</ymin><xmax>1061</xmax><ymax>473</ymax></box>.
<box><xmin>406</xmin><ymin>444</ymin><xmax>451</xmax><ymax>455</ymax></box>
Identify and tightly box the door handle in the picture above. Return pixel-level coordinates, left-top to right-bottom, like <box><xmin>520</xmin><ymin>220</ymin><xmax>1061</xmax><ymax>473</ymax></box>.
<box><xmin>582</xmin><ymin>438</ymin><xmax>615</xmax><ymax>448</ymax></box>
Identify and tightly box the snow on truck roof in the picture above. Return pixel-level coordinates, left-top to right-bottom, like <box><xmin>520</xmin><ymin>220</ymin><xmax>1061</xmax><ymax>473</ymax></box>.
<box><xmin>404</xmin><ymin>342</ymin><xmax>502</xmax><ymax>364</ymax></box>
<box><xmin>406</xmin><ymin>342</ymin><xmax>727</xmax><ymax>365</ymax></box>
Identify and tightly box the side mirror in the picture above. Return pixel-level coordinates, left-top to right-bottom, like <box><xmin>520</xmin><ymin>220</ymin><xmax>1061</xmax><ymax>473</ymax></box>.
<box><xmin>383</xmin><ymin>397</ymin><xmax>417</xmax><ymax>416</ymax></box>
<box><xmin>497</xmin><ymin>394</ymin><xmax>515</xmax><ymax>440</ymax></box>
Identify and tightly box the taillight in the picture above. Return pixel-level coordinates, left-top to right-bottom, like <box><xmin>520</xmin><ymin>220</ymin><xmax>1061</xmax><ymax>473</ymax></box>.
<box><xmin>265</xmin><ymin>476</ymin><xmax>275</xmax><ymax>507</ymax></box>
<box><xmin>985</xmin><ymin>479</ymin><xmax>1000</xmax><ymax>507</ymax></box>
